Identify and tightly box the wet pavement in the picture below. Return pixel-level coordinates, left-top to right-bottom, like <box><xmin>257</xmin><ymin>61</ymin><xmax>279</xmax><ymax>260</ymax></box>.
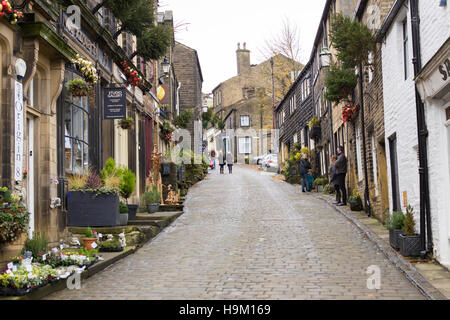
<box><xmin>46</xmin><ymin>165</ymin><xmax>425</xmax><ymax>299</ymax></box>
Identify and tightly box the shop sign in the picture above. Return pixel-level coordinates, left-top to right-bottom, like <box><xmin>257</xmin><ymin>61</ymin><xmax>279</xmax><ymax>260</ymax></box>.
<box><xmin>104</xmin><ymin>87</ymin><xmax>126</xmax><ymax>119</ymax></box>
<box><xmin>14</xmin><ymin>81</ymin><xmax>24</xmax><ymax>181</ymax></box>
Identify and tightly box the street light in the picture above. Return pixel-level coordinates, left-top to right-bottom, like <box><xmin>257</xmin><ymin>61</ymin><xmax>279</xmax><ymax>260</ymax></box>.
<box><xmin>161</xmin><ymin>57</ymin><xmax>170</xmax><ymax>75</ymax></box>
<box><xmin>319</xmin><ymin>46</ymin><xmax>331</xmax><ymax>68</ymax></box>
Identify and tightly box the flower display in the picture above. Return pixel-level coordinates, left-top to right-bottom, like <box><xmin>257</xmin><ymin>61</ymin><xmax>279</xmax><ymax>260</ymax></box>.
<box><xmin>0</xmin><ymin>0</ymin><xmax>23</xmax><ymax>25</ymax></box>
<box><xmin>342</xmin><ymin>104</ymin><xmax>359</xmax><ymax>123</ymax></box>
<box><xmin>72</xmin><ymin>54</ymin><xmax>98</xmax><ymax>85</ymax></box>
<box><xmin>0</xmin><ymin>187</ymin><xmax>29</xmax><ymax>244</ymax></box>
<box><xmin>121</xmin><ymin>61</ymin><xmax>145</xmax><ymax>89</ymax></box>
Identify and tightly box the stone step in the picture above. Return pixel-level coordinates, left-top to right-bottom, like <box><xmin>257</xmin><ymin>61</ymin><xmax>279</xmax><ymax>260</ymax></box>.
<box><xmin>134</xmin><ymin>211</ymin><xmax>183</xmax><ymax>221</ymax></box>
<box><xmin>157</xmin><ymin>204</ymin><xmax>184</xmax><ymax>212</ymax></box>
<box><xmin>128</xmin><ymin>219</ymin><xmax>169</xmax><ymax>228</ymax></box>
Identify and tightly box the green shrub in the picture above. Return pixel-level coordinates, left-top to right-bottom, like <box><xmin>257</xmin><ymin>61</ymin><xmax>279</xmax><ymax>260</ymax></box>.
<box><xmin>22</xmin><ymin>232</ymin><xmax>48</xmax><ymax>258</ymax></box>
<box><xmin>402</xmin><ymin>205</ymin><xmax>416</xmax><ymax>236</ymax></box>
<box><xmin>142</xmin><ymin>185</ymin><xmax>161</xmax><ymax>205</ymax></box>
<box><xmin>120</xmin><ymin>168</ymin><xmax>136</xmax><ymax>202</ymax></box>
<box><xmin>174</xmin><ymin>110</ymin><xmax>193</xmax><ymax>129</ymax></box>
<box><xmin>385</xmin><ymin>211</ymin><xmax>405</xmax><ymax>230</ymax></box>
<box><xmin>99</xmin><ymin>239</ymin><xmax>122</xmax><ymax>250</ymax></box>
<box><xmin>324</xmin><ymin>64</ymin><xmax>357</xmax><ymax>103</ymax></box>
<box><xmin>120</xmin><ymin>201</ymin><xmax>129</xmax><ymax>214</ymax></box>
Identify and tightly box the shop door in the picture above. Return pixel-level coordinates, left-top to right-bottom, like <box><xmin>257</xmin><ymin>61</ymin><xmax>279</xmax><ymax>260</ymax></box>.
<box><xmin>26</xmin><ymin>117</ymin><xmax>35</xmax><ymax>238</ymax></box>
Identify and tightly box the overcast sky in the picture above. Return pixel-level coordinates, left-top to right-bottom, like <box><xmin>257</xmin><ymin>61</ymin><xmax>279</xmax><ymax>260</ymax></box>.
<box><xmin>159</xmin><ymin>0</ymin><xmax>327</xmax><ymax>93</ymax></box>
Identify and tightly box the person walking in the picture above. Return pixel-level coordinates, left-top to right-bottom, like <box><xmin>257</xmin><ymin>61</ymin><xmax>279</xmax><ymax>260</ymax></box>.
<box><xmin>334</xmin><ymin>146</ymin><xmax>348</xmax><ymax>206</ymax></box>
<box><xmin>299</xmin><ymin>154</ymin><xmax>312</xmax><ymax>192</ymax></box>
<box><xmin>226</xmin><ymin>151</ymin><xmax>233</xmax><ymax>174</ymax></box>
<box><xmin>329</xmin><ymin>155</ymin><xmax>339</xmax><ymax>204</ymax></box>
<box><xmin>210</xmin><ymin>150</ymin><xmax>216</xmax><ymax>169</ymax></box>
<box><xmin>218</xmin><ymin>151</ymin><xmax>225</xmax><ymax>174</ymax></box>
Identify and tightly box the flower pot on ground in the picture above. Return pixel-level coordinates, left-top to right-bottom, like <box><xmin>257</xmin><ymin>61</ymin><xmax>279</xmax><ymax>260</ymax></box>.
<box><xmin>67</xmin><ymin>78</ymin><xmax>90</xmax><ymax>97</ymax></box>
<box><xmin>82</xmin><ymin>227</ymin><xmax>98</xmax><ymax>250</ymax></box>
<box><xmin>399</xmin><ymin>205</ymin><xmax>421</xmax><ymax>256</ymax></box>
<box><xmin>348</xmin><ymin>189</ymin><xmax>363</xmax><ymax>211</ymax></box>
<box><xmin>385</xmin><ymin>211</ymin><xmax>405</xmax><ymax>250</ymax></box>
<box><xmin>143</xmin><ymin>185</ymin><xmax>161</xmax><ymax>214</ymax></box>
<box><xmin>67</xmin><ymin>172</ymin><xmax>121</xmax><ymax>227</ymax></box>
<box><xmin>119</xmin><ymin>201</ymin><xmax>129</xmax><ymax>226</ymax></box>
<box><xmin>127</xmin><ymin>204</ymin><xmax>138</xmax><ymax>220</ymax></box>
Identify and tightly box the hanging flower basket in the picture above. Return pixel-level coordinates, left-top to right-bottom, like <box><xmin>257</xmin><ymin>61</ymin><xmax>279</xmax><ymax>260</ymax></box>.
<box><xmin>342</xmin><ymin>104</ymin><xmax>359</xmax><ymax>124</ymax></box>
<box><xmin>118</xmin><ymin>118</ymin><xmax>134</xmax><ymax>130</ymax></box>
<box><xmin>67</xmin><ymin>78</ymin><xmax>90</xmax><ymax>97</ymax></box>
<box><xmin>72</xmin><ymin>54</ymin><xmax>98</xmax><ymax>85</ymax></box>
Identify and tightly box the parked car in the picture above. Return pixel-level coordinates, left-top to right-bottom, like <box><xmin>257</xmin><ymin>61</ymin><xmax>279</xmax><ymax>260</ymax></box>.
<box><xmin>264</xmin><ymin>154</ymin><xmax>278</xmax><ymax>168</ymax></box>
<box><xmin>252</xmin><ymin>153</ymin><xmax>269</xmax><ymax>165</ymax></box>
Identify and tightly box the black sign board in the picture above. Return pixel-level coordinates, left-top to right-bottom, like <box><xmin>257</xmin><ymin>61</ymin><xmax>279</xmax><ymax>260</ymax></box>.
<box><xmin>104</xmin><ymin>87</ymin><xmax>126</xmax><ymax>119</ymax></box>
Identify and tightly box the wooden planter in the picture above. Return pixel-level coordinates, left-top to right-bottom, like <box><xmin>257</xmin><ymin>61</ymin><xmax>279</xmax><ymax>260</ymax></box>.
<box><xmin>67</xmin><ymin>191</ymin><xmax>120</xmax><ymax>227</ymax></box>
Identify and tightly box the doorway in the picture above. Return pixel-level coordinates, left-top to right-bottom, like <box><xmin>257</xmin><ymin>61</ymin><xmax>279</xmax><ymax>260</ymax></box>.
<box><xmin>389</xmin><ymin>134</ymin><xmax>401</xmax><ymax>211</ymax></box>
<box><xmin>26</xmin><ymin>116</ymin><xmax>35</xmax><ymax>238</ymax></box>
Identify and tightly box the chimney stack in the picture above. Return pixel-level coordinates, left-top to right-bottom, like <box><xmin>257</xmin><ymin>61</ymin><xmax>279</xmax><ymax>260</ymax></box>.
<box><xmin>236</xmin><ymin>42</ymin><xmax>250</xmax><ymax>76</ymax></box>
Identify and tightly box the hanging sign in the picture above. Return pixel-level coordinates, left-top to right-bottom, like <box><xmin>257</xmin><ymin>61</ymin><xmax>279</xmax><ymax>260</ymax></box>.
<box><xmin>14</xmin><ymin>81</ymin><xmax>24</xmax><ymax>181</ymax></box>
<box><xmin>104</xmin><ymin>87</ymin><xmax>126</xmax><ymax>119</ymax></box>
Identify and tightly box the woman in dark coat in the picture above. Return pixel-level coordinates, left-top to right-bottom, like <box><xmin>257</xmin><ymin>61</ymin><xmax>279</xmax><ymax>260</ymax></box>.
<box><xmin>299</xmin><ymin>154</ymin><xmax>312</xmax><ymax>192</ymax></box>
<box><xmin>334</xmin><ymin>146</ymin><xmax>348</xmax><ymax>206</ymax></box>
<box><xmin>329</xmin><ymin>155</ymin><xmax>338</xmax><ymax>203</ymax></box>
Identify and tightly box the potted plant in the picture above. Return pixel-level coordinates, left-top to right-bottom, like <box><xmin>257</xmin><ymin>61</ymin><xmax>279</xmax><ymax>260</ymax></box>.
<box><xmin>67</xmin><ymin>78</ymin><xmax>90</xmax><ymax>97</ymax></box>
<box><xmin>308</xmin><ymin>116</ymin><xmax>321</xmax><ymax>140</ymax></box>
<box><xmin>81</xmin><ymin>227</ymin><xmax>98</xmax><ymax>250</ymax></box>
<box><xmin>143</xmin><ymin>185</ymin><xmax>161</xmax><ymax>213</ymax></box>
<box><xmin>398</xmin><ymin>205</ymin><xmax>421</xmax><ymax>256</ymax></box>
<box><xmin>118</xmin><ymin>118</ymin><xmax>134</xmax><ymax>130</ymax></box>
<box><xmin>118</xmin><ymin>201</ymin><xmax>129</xmax><ymax>226</ymax></box>
<box><xmin>119</xmin><ymin>168</ymin><xmax>137</xmax><ymax>220</ymax></box>
<box><xmin>385</xmin><ymin>211</ymin><xmax>405</xmax><ymax>250</ymax></box>
<box><xmin>348</xmin><ymin>190</ymin><xmax>363</xmax><ymax>211</ymax></box>
<box><xmin>67</xmin><ymin>167</ymin><xmax>121</xmax><ymax>227</ymax></box>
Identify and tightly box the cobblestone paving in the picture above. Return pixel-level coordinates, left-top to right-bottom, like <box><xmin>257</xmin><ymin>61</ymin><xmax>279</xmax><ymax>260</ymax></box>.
<box><xmin>46</xmin><ymin>165</ymin><xmax>425</xmax><ymax>299</ymax></box>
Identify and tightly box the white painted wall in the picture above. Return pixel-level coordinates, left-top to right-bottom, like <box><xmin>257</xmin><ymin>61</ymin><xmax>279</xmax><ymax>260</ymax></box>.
<box><xmin>381</xmin><ymin>2</ymin><xmax>420</xmax><ymax>224</ymax></box>
<box><xmin>382</xmin><ymin>1</ymin><xmax>450</xmax><ymax>267</ymax></box>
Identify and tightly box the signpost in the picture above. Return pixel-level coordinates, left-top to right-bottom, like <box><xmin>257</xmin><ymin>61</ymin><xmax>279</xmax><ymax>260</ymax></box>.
<box><xmin>104</xmin><ymin>87</ymin><xmax>126</xmax><ymax>119</ymax></box>
<box><xmin>14</xmin><ymin>81</ymin><xmax>24</xmax><ymax>182</ymax></box>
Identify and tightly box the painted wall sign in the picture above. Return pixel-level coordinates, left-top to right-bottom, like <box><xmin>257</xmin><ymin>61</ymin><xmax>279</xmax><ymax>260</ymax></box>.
<box><xmin>104</xmin><ymin>87</ymin><xmax>126</xmax><ymax>119</ymax></box>
<box><xmin>14</xmin><ymin>80</ymin><xmax>24</xmax><ymax>181</ymax></box>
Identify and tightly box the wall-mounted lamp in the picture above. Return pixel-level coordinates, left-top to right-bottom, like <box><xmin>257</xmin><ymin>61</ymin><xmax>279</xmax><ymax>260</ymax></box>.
<box><xmin>161</xmin><ymin>57</ymin><xmax>170</xmax><ymax>75</ymax></box>
<box><xmin>15</xmin><ymin>58</ymin><xmax>27</xmax><ymax>80</ymax></box>
<box><xmin>319</xmin><ymin>47</ymin><xmax>331</xmax><ymax>68</ymax></box>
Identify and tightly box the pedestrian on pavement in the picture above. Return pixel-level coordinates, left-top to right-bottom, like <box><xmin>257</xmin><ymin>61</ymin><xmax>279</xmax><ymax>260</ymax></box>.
<box><xmin>218</xmin><ymin>151</ymin><xmax>225</xmax><ymax>174</ymax></box>
<box><xmin>299</xmin><ymin>154</ymin><xmax>312</xmax><ymax>192</ymax></box>
<box><xmin>226</xmin><ymin>151</ymin><xmax>233</xmax><ymax>174</ymax></box>
<box><xmin>210</xmin><ymin>150</ymin><xmax>216</xmax><ymax>169</ymax></box>
<box><xmin>307</xmin><ymin>169</ymin><xmax>314</xmax><ymax>192</ymax></box>
<box><xmin>329</xmin><ymin>155</ymin><xmax>339</xmax><ymax>203</ymax></box>
<box><xmin>334</xmin><ymin>146</ymin><xmax>348</xmax><ymax>206</ymax></box>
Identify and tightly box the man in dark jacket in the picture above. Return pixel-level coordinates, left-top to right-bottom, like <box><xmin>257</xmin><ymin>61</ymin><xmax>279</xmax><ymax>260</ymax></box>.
<box><xmin>334</xmin><ymin>146</ymin><xmax>347</xmax><ymax>206</ymax></box>
<box><xmin>299</xmin><ymin>154</ymin><xmax>312</xmax><ymax>192</ymax></box>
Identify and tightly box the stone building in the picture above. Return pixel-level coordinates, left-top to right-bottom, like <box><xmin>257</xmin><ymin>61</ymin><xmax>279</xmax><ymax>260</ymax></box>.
<box><xmin>345</xmin><ymin>0</ymin><xmax>395</xmax><ymax>220</ymax></box>
<box><xmin>0</xmin><ymin>0</ymin><xmax>177</xmax><ymax>267</ymax></box>
<box><xmin>213</xmin><ymin>43</ymin><xmax>301</xmax><ymax>162</ymax></box>
<box><xmin>378</xmin><ymin>0</ymin><xmax>450</xmax><ymax>267</ymax></box>
<box><xmin>173</xmin><ymin>41</ymin><xmax>203</xmax><ymax>155</ymax></box>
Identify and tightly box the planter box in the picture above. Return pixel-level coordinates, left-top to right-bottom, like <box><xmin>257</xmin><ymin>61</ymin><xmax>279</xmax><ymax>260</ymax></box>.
<box><xmin>147</xmin><ymin>203</ymin><xmax>160</xmax><ymax>213</ymax></box>
<box><xmin>349</xmin><ymin>198</ymin><xmax>363</xmax><ymax>211</ymax></box>
<box><xmin>399</xmin><ymin>234</ymin><xmax>422</xmax><ymax>257</ymax></box>
<box><xmin>118</xmin><ymin>214</ymin><xmax>128</xmax><ymax>226</ymax></box>
<box><xmin>67</xmin><ymin>191</ymin><xmax>120</xmax><ymax>227</ymax></box>
<box><xmin>127</xmin><ymin>204</ymin><xmax>138</xmax><ymax>220</ymax></box>
<box><xmin>389</xmin><ymin>229</ymin><xmax>403</xmax><ymax>250</ymax></box>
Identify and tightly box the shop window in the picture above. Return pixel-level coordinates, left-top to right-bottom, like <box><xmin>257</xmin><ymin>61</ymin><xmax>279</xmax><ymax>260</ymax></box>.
<box><xmin>64</xmin><ymin>70</ymin><xmax>89</xmax><ymax>174</ymax></box>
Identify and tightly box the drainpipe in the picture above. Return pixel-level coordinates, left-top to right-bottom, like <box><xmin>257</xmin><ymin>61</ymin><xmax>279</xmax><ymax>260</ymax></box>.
<box><xmin>176</xmin><ymin>82</ymin><xmax>181</xmax><ymax>117</ymax></box>
<box><xmin>359</xmin><ymin>63</ymin><xmax>371</xmax><ymax>217</ymax></box>
<box><xmin>410</xmin><ymin>0</ymin><xmax>432</xmax><ymax>256</ymax></box>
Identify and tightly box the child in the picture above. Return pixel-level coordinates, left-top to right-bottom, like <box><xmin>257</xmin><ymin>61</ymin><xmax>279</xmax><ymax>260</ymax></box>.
<box><xmin>306</xmin><ymin>169</ymin><xmax>314</xmax><ymax>192</ymax></box>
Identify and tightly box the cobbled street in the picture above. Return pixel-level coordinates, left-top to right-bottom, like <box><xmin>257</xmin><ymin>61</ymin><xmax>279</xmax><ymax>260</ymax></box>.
<box><xmin>46</xmin><ymin>165</ymin><xmax>425</xmax><ymax>300</ymax></box>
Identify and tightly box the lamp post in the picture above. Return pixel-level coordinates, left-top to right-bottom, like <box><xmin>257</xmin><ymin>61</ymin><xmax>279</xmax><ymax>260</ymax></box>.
<box><xmin>319</xmin><ymin>46</ymin><xmax>331</xmax><ymax>69</ymax></box>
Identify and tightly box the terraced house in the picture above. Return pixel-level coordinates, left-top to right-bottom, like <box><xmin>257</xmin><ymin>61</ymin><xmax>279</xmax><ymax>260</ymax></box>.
<box><xmin>0</xmin><ymin>0</ymin><xmax>187</xmax><ymax>266</ymax></box>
